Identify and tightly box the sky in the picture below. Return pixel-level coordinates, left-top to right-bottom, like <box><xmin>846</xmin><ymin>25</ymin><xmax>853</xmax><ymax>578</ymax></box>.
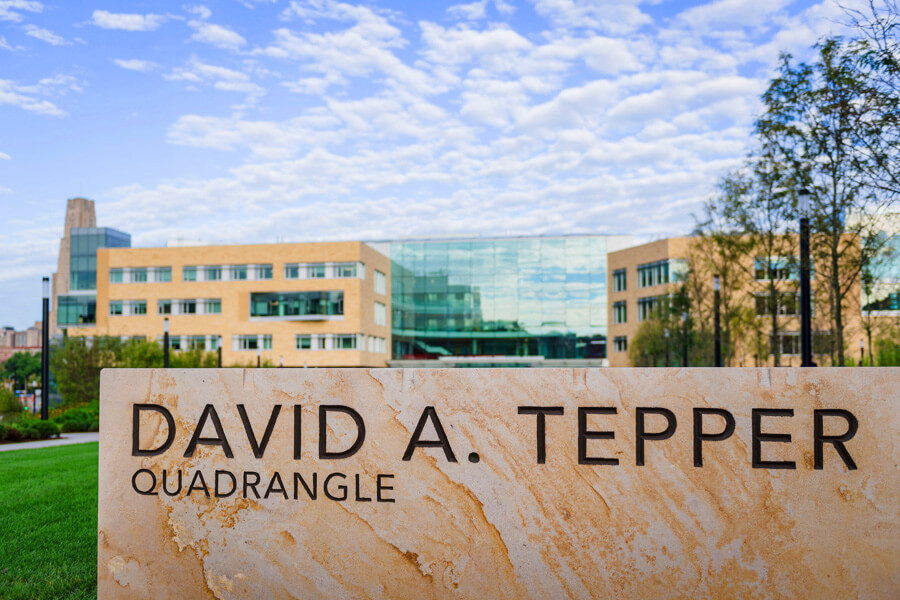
<box><xmin>0</xmin><ymin>0</ymin><xmax>867</xmax><ymax>328</ymax></box>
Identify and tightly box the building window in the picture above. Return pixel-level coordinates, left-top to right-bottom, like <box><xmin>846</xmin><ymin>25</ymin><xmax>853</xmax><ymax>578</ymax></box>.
<box><xmin>183</xmin><ymin>267</ymin><xmax>197</xmax><ymax>282</ymax></box>
<box><xmin>755</xmin><ymin>257</ymin><xmax>798</xmax><ymax>281</ymax></box>
<box><xmin>637</xmin><ymin>261</ymin><xmax>669</xmax><ymax>288</ymax></box>
<box><xmin>109</xmin><ymin>301</ymin><xmax>123</xmax><ymax>316</ymax></box>
<box><xmin>637</xmin><ymin>296</ymin><xmax>663</xmax><ymax>321</ymax></box>
<box><xmin>155</xmin><ymin>267</ymin><xmax>172</xmax><ymax>282</ymax></box>
<box><xmin>204</xmin><ymin>299</ymin><xmax>221</xmax><ymax>314</ymax></box>
<box><xmin>368</xmin><ymin>336</ymin><xmax>386</xmax><ymax>353</ymax></box>
<box><xmin>234</xmin><ymin>334</ymin><xmax>272</xmax><ymax>351</ymax></box>
<box><xmin>613</xmin><ymin>301</ymin><xmax>627</xmax><ymax>324</ymax></box>
<box><xmin>132</xmin><ymin>301</ymin><xmax>147</xmax><ymax>315</ymax></box>
<box><xmin>334</xmin><ymin>262</ymin><xmax>357</xmax><ymax>278</ymax></box>
<box><xmin>296</xmin><ymin>335</ymin><xmax>311</xmax><ymax>350</ymax></box>
<box><xmin>158</xmin><ymin>300</ymin><xmax>171</xmax><ymax>315</ymax></box>
<box><xmin>307</xmin><ymin>264</ymin><xmax>325</xmax><ymax>278</ymax></box>
<box><xmin>230</xmin><ymin>265</ymin><xmax>248</xmax><ymax>280</ymax></box>
<box><xmin>109</xmin><ymin>269</ymin><xmax>123</xmax><ymax>284</ymax></box>
<box><xmin>374</xmin><ymin>270</ymin><xmax>386</xmax><ymax>294</ymax></box>
<box><xmin>131</xmin><ymin>268</ymin><xmax>148</xmax><ymax>283</ymax></box>
<box><xmin>255</xmin><ymin>264</ymin><xmax>273</xmax><ymax>280</ymax></box>
<box><xmin>316</xmin><ymin>336</ymin><xmax>328</xmax><ymax>350</ymax></box>
<box><xmin>614</xmin><ymin>336</ymin><xmax>628</xmax><ymax>352</ymax></box>
<box><xmin>205</xmin><ymin>266</ymin><xmax>221</xmax><ymax>281</ymax></box>
<box><xmin>613</xmin><ymin>269</ymin><xmax>627</xmax><ymax>292</ymax></box>
<box><xmin>284</xmin><ymin>264</ymin><xmax>300</xmax><ymax>279</ymax></box>
<box><xmin>170</xmin><ymin>337</ymin><xmax>182</xmax><ymax>351</ymax></box>
<box><xmin>250</xmin><ymin>291</ymin><xmax>344</xmax><ymax>318</ymax></box>
<box><xmin>188</xmin><ymin>336</ymin><xmax>207</xmax><ymax>350</ymax></box>
<box><xmin>755</xmin><ymin>292</ymin><xmax>801</xmax><ymax>317</ymax></box>
<box><xmin>374</xmin><ymin>301</ymin><xmax>387</xmax><ymax>326</ymax></box>
<box><xmin>334</xmin><ymin>334</ymin><xmax>357</xmax><ymax>349</ymax></box>
<box><xmin>179</xmin><ymin>300</ymin><xmax>197</xmax><ymax>314</ymax></box>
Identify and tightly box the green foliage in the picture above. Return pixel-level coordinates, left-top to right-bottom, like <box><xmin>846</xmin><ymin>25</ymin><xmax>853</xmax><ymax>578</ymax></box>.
<box><xmin>171</xmin><ymin>347</ymin><xmax>219</xmax><ymax>368</ymax></box>
<box><xmin>1</xmin><ymin>351</ymin><xmax>41</xmax><ymax>390</ymax></box>
<box><xmin>875</xmin><ymin>333</ymin><xmax>900</xmax><ymax>365</ymax></box>
<box><xmin>0</xmin><ymin>423</ymin><xmax>7</xmax><ymax>442</ymax></box>
<box><xmin>0</xmin><ymin>386</ymin><xmax>24</xmax><ymax>416</ymax></box>
<box><xmin>0</xmin><ymin>443</ymin><xmax>98</xmax><ymax>599</ymax></box>
<box><xmin>8</xmin><ymin>419</ymin><xmax>62</xmax><ymax>440</ymax></box>
<box><xmin>118</xmin><ymin>338</ymin><xmax>164</xmax><ymax>368</ymax></box>
<box><xmin>4</xmin><ymin>426</ymin><xmax>22</xmax><ymax>442</ymax></box>
<box><xmin>56</xmin><ymin>406</ymin><xmax>100</xmax><ymax>433</ymax></box>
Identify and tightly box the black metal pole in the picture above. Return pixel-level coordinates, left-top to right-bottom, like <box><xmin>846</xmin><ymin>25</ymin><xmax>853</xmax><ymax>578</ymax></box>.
<box><xmin>714</xmin><ymin>276</ymin><xmax>722</xmax><ymax>367</ymax></box>
<box><xmin>257</xmin><ymin>348</ymin><xmax>261</xmax><ymax>368</ymax></box>
<box><xmin>163</xmin><ymin>318</ymin><xmax>169</xmax><ymax>368</ymax></box>
<box><xmin>217</xmin><ymin>345</ymin><xmax>222</xmax><ymax>368</ymax></box>
<box><xmin>682</xmin><ymin>312</ymin><xmax>689</xmax><ymax>367</ymax></box>
<box><xmin>41</xmin><ymin>277</ymin><xmax>50</xmax><ymax>421</ymax></box>
<box><xmin>799</xmin><ymin>189</ymin><xmax>813</xmax><ymax>367</ymax></box>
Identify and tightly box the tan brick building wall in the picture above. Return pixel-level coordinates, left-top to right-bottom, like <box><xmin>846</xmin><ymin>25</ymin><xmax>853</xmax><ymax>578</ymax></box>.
<box><xmin>607</xmin><ymin>236</ymin><xmax>870</xmax><ymax>367</ymax></box>
<box><xmin>64</xmin><ymin>241</ymin><xmax>391</xmax><ymax>367</ymax></box>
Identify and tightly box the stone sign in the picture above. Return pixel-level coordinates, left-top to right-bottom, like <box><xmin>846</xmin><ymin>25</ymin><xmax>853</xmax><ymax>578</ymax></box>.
<box><xmin>98</xmin><ymin>368</ymin><xmax>899</xmax><ymax>599</ymax></box>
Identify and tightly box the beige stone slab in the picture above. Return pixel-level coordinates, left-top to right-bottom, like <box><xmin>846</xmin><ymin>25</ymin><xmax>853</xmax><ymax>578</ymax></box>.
<box><xmin>98</xmin><ymin>368</ymin><xmax>900</xmax><ymax>599</ymax></box>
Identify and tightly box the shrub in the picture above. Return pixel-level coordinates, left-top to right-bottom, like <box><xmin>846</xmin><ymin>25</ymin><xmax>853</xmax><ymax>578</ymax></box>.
<box><xmin>89</xmin><ymin>419</ymin><xmax>99</xmax><ymax>431</ymax></box>
<box><xmin>0</xmin><ymin>423</ymin><xmax>7</xmax><ymax>442</ymax></box>
<box><xmin>31</xmin><ymin>420</ymin><xmax>61</xmax><ymax>439</ymax></box>
<box><xmin>5</xmin><ymin>426</ymin><xmax>22</xmax><ymax>442</ymax></box>
<box><xmin>21</xmin><ymin>427</ymin><xmax>40</xmax><ymax>440</ymax></box>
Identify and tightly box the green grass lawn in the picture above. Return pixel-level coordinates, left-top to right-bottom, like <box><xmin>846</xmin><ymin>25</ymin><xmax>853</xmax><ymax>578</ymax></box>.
<box><xmin>0</xmin><ymin>443</ymin><xmax>98</xmax><ymax>600</ymax></box>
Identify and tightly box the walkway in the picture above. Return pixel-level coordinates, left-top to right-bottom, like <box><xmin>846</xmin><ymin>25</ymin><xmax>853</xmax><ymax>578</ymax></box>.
<box><xmin>0</xmin><ymin>432</ymin><xmax>99</xmax><ymax>452</ymax></box>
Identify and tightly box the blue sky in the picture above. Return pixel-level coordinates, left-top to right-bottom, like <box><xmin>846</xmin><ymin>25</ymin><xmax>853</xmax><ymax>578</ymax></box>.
<box><xmin>0</xmin><ymin>0</ymin><xmax>863</xmax><ymax>328</ymax></box>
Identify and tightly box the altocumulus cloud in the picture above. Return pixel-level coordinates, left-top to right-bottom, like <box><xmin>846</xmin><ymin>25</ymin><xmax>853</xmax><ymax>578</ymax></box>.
<box><xmin>91</xmin><ymin>10</ymin><xmax>166</xmax><ymax>31</ymax></box>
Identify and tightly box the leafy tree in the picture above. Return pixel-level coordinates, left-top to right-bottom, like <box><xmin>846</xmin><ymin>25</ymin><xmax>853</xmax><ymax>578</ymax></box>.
<box><xmin>119</xmin><ymin>338</ymin><xmax>164</xmax><ymax>368</ymax></box>
<box><xmin>1</xmin><ymin>351</ymin><xmax>41</xmax><ymax>390</ymax></box>
<box><xmin>757</xmin><ymin>38</ymin><xmax>896</xmax><ymax>364</ymax></box>
<box><xmin>49</xmin><ymin>337</ymin><xmax>120</xmax><ymax>406</ymax></box>
<box><xmin>0</xmin><ymin>386</ymin><xmax>24</xmax><ymax>417</ymax></box>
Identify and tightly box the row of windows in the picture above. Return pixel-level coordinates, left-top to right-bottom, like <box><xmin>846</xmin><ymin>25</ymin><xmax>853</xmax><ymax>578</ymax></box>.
<box><xmin>612</xmin><ymin>259</ymin><xmax>687</xmax><ymax>292</ymax></box>
<box><xmin>250</xmin><ymin>292</ymin><xmax>344</xmax><ymax>318</ymax></box>
<box><xmin>224</xmin><ymin>334</ymin><xmax>387</xmax><ymax>353</ymax></box>
<box><xmin>284</xmin><ymin>262</ymin><xmax>367</xmax><ymax>281</ymax></box>
<box><xmin>109</xmin><ymin>267</ymin><xmax>171</xmax><ymax>284</ymax></box>
<box><xmin>612</xmin><ymin>292</ymin><xmax>805</xmax><ymax>325</ymax></box>
<box><xmin>109</xmin><ymin>299</ymin><xmax>222</xmax><ymax>316</ymax></box>
<box><xmin>183</xmin><ymin>264</ymin><xmax>272</xmax><ymax>282</ymax></box>
<box><xmin>611</xmin><ymin>332</ymin><xmax>830</xmax><ymax>357</ymax></box>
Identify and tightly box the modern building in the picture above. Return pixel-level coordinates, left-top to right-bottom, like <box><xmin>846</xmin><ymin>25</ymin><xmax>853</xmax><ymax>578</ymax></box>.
<box><xmin>606</xmin><ymin>231</ymin><xmax>899</xmax><ymax>367</ymax></box>
<box><xmin>381</xmin><ymin>235</ymin><xmax>631</xmax><ymax>367</ymax></box>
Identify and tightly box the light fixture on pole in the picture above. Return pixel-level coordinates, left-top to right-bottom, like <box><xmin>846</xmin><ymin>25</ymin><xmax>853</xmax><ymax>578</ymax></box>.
<box><xmin>798</xmin><ymin>188</ymin><xmax>814</xmax><ymax>367</ymax></box>
<box><xmin>713</xmin><ymin>276</ymin><xmax>722</xmax><ymax>367</ymax></box>
<box><xmin>41</xmin><ymin>277</ymin><xmax>50</xmax><ymax>421</ymax></box>
<box><xmin>860</xmin><ymin>339</ymin><xmax>865</xmax><ymax>367</ymax></box>
<box><xmin>163</xmin><ymin>318</ymin><xmax>170</xmax><ymax>368</ymax></box>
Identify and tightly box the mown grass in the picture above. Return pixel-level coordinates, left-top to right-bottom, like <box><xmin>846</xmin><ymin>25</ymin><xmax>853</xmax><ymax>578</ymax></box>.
<box><xmin>0</xmin><ymin>443</ymin><xmax>98</xmax><ymax>600</ymax></box>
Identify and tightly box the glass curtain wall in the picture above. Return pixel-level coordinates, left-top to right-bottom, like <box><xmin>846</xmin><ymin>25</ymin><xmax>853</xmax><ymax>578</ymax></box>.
<box><xmin>70</xmin><ymin>227</ymin><xmax>131</xmax><ymax>291</ymax></box>
<box><xmin>391</xmin><ymin>236</ymin><xmax>608</xmax><ymax>360</ymax></box>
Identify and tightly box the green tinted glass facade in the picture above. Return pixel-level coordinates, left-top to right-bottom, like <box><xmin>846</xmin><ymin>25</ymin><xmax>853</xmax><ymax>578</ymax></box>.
<box><xmin>57</xmin><ymin>295</ymin><xmax>96</xmax><ymax>326</ymax></box>
<box><xmin>390</xmin><ymin>236</ymin><xmax>609</xmax><ymax>359</ymax></box>
<box><xmin>250</xmin><ymin>292</ymin><xmax>344</xmax><ymax>317</ymax></box>
<box><xmin>70</xmin><ymin>227</ymin><xmax>131</xmax><ymax>291</ymax></box>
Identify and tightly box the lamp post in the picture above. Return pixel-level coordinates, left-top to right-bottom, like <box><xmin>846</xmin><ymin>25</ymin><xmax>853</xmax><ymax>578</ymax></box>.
<box><xmin>860</xmin><ymin>339</ymin><xmax>865</xmax><ymax>367</ymax></box>
<box><xmin>257</xmin><ymin>347</ymin><xmax>261</xmax><ymax>368</ymax></box>
<box><xmin>41</xmin><ymin>277</ymin><xmax>50</xmax><ymax>421</ymax></box>
<box><xmin>713</xmin><ymin>276</ymin><xmax>722</xmax><ymax>367</ymax></box>
<box><xmin>163</xmin><ymin>317</ymin><xmax>170</xmax><ymax>368</ymax></box>
<box><xmin>681</xmin><ymin>311</ymin><xmax>689</xmax><ymax>367</ymax></box>
<box><xmin>799</xmin><ymin>188</ymin><xmax>814</xmax><ymax>367</ymax></box>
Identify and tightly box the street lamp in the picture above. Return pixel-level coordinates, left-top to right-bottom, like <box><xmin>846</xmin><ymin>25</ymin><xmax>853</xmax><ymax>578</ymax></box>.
<box><xmin>860</xmin><ymin>338</ymin><xmax>865</xmax><ymax>366</ymax></box>
<box><xmin>41</xmin><ymin>277</ymin><xmax>50</xmax><ymax>421</ymax></box>
<box><xmin>713</xmin><ymin>276</ymin><xmax>722</xmax><ymax>367</ymax></box>
<box><xmin>163</xmin><ymin>318</ymin><xmax>170</xmax><ymax>368</ymax></box>
<box><xmin>798</xmin><ymin>188</ymin><xmax>814</xmax><ymax>367</ymax></box>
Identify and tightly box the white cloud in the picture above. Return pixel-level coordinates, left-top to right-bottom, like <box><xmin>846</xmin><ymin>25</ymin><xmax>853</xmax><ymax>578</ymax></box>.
<box><xmin>0</xmin><ymin>151</ymin><xmax>10</xmax><ymax>159</ymax></box>
<box><xmin>531</xmin><ymin>0</ymin><xmax>652</xmax><ymax>35</ymax></box>
<box><xmin>165</xmin><ymin>58</ymin><xmax>265</xmax><ymax>104</ymax></box>
<box><xmin>186</xmin><ymin>5</ymin><xmax>212</xmax><ymax>20</ymax></box>
<box><xmin>23</xmin><ymin>24</ymin><xmax>65</xmax><ymax>45</ymax></box>
<box><xmin>113</xmin><ymin>59</ymin><xmax>158</xmax><ymax>72</ymax></box>
<box><xmin>0</xmin><ymin>78</ymin><xmax>66</xmax><ymax>116</ymax></box>
<box><xmin>0</xmin><ymin>35</ymin><xmax>22</xmax><ymax>51</ymax></box>
<box><xmin>188</xmin><ymin>21</ymin><xmax>246</xmax><ymax>50</ymax></box>
<box><xmin>0</xmin><ymin>0</ymin><xmax>41</xmax><ymax>23</ymax></box>
<box><xmin>91</xmin><ymin>10</ymin><xmax>165</xmax><ymax>31</ymax></box>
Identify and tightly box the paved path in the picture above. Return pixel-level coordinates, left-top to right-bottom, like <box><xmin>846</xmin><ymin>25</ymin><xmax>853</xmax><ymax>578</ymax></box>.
<box><xmin>0</xmin><ymin>432</ymin><xmax>99</xmax><ymax>452</ymax></box>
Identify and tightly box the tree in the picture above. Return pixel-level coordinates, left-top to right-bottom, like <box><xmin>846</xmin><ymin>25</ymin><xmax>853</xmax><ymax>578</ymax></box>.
<box><xmin>757</xmin><ymin>38</ymin><xmax>896</xmax><ymax>364</ymax></box>
<box><xmin>843</xmin><ymin>0</ymin><xmax>900</xmax><ymax>198</ymax></box>
<box><xmin>1</xmin><ymin>351</ymin><xmax>41</xmax><ymax>390</ymax></box>
<box><xmin>49</xmin><ymin>337</ymin><xmax>120</xmax><ymax>406</ymax></box>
